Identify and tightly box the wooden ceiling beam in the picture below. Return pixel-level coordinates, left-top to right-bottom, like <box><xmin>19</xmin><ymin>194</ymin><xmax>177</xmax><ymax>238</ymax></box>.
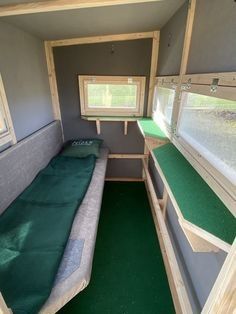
<box><xmin>0</xmin><ymin>0</ymin><xmax>163</xmax><ymax>17</ymax></box>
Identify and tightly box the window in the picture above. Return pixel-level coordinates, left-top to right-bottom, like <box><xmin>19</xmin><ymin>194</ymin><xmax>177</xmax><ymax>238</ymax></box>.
<box><xmin>177</xmin><ymin>91</ymin><xmax>236</xmax><ymax>185</ymax></box>
<box><xmin>79</xmin><ymin>75</ymin><xmax>146</xmax><ymax>117</ymax></box>
<box><xmin>152</xmin><ymin>77</ymin><xmax>178</xmax><ymax>135</ymax></box>
<box><xmin>0</xmin><ymin>74</ymin><xmax>16</xmax><ymax>147</ymax></box>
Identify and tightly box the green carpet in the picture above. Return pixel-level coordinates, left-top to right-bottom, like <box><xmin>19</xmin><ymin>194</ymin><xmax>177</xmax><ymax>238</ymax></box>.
<box><xmin>138</xmin><ymin>118</ymin><xmax>168</xmax><ymax>140</ymax></box>
<box><xmin>153</xmin><ymin>143</ymin><xmax>236</xmax><ymax>244</ymax></box>
<box><xmin>59</xmin><ymin>182</ymin><xmax>175</xmax><ymax>314</ymax></box>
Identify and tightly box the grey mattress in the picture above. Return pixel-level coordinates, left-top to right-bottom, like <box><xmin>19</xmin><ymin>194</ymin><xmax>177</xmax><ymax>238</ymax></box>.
<box><xmin>40</xmin><ymin>148</ymin><xmax>108</xmax><ymax>314</ymax></box>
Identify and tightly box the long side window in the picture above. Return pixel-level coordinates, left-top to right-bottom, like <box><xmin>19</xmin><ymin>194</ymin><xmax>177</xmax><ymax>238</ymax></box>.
<box><xmin>0</xmin><ymin>74</ymin><xmax>16</xmax><ymax>148</ymax></box>
<box><xmin>176</xmin><ymin>74</ymin><xmax>236</xmax><ymax>191</ymax></box>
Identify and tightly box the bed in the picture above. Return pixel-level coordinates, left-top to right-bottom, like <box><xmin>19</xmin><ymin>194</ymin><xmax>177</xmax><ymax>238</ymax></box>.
<box><xmin>0</xmin><ymin>121</ymin><xmax>108</xmax><ymax>313</ymax></box>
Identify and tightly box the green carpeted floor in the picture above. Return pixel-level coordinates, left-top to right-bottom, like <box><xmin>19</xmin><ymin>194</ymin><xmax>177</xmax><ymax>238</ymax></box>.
<box><xmin>59</xmin><ymin>182</ymin><xmax>175</xmax><ymax>314</ymax></box>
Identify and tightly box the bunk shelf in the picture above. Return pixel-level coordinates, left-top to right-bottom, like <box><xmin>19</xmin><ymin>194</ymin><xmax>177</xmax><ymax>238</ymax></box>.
<box><xmin>151</xmin><ymin>143</ymin><xmax>236</xmax><ymax>253</ymax></box>
<box><xmin>137</xmin><ymin>118</ymin><xmax>169</xmax><ymax>150</ymax></box>
<box><xmin>81</xmin><ymin>115</ymin><xmax>138</xmax><ymax>135</ymax></box>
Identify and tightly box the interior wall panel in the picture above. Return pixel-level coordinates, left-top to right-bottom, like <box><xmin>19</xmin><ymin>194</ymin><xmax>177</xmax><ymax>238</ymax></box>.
<box><xmin>54</xmin><ymin>39</ymin><xmax>152</xmax><ymax>177</ymax></box>
<box><xmin>0</xmin><ymin>20</ymin><xmax>54</xmax><ymax>142</ymax></box>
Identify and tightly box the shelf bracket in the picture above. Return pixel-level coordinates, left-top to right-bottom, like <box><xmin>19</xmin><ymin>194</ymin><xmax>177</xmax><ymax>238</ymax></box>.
<box><xmin>96</xmin><ymin>119</ymin><xmax>101</xmax><ymax>135</ymax></box>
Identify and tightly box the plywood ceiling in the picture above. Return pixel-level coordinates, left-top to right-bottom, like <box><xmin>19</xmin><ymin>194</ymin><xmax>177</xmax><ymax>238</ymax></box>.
<box><xmin>0</xmin><ymin>0</ymin><xmax>186</xmax><ymax>40</ymax></box>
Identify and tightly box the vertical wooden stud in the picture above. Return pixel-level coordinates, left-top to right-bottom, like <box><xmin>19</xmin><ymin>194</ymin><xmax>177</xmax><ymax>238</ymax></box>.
<box><xmin>96</xmin><ymin>119</ymin><xmax>101</xmax><ymax>135</ymax></box>
<box><xmin>147</xmin><ymin>31</ymin><xmax>160</xmax><ymax>117</ymax></box>
<box><xmin>124</xmin><ymin>121</ymin><xmax>128</xmax><ymax>135</ymax></box>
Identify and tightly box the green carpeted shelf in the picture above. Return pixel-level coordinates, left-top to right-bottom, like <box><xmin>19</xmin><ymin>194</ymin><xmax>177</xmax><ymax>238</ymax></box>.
<box><xmin>152</xmin><ymin>143</ymin><xmax>236</xmax><ymax>249</ymax></box>
<box><xmin>138</xmin><ymin>118</ymin><xmax>168</xmax><ymax>140</ymax></box>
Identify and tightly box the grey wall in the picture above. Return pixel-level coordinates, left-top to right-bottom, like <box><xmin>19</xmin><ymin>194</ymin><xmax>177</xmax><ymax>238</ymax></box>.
<box><xmin>187</xmin><ymin>0</ymin><xmax>236</xmax><ymax>74</ymax></box>
<box><xmin>0</xmin><ymin>20</ymin><xmax>54</xmax><ymax>142</ymax></box>
<box><xmin>157</xmin><ymin>1</ymin><xmax>188</xmax><ymax>76</ymax></box>
<box><xmin>149</xmin><ymin>156</ymin><xmax>227</xmax><ymax>311</ymax></box>
<box><xmin>53</xmin><ymin>39</ymin><xmax>152</xmax><ymax>178</ymax></box>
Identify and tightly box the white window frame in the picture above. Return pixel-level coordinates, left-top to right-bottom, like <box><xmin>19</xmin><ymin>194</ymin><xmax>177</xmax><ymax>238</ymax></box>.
<box><xmin>152</xmin><ymin>76</ymin><xmax>179</xmax><ymax>138</ymax></box>
<box><xmin>0</xmin><ymin>73</ymin><xmax>16</xmax><ymax>148</ymax></box>
<box><xmin>78</xmin><ymin>75</ymin><xmax>146</xmax><ymax>117</ymax></box>
<box><xmin>174</xmin><ymin>73</ymin><xmax>236</xmax><ymax>215</ymax></box>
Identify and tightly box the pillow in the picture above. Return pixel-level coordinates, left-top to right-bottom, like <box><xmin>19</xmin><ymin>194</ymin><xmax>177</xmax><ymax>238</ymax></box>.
<box><xmin>60</xmin><ymin>139</ymin><xmax>103</xmax><ymax>158</ymax></box>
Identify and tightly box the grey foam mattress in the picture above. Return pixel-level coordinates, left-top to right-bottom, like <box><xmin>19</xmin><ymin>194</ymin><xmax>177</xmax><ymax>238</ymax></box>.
<box><xmin>40</xmin><ymin>148</ymin><xmax>108</xmax><ymax>314</ymax></box>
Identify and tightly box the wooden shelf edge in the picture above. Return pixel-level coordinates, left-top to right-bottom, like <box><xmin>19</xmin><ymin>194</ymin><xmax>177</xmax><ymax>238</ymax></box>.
<box><xmin>150</xmin><ymin>150</ymin><xmax>232</xmax><ymax>253</ymax></box>
<box><xmin>142</xmin><ymin>160</ymin><xmax>193</xmax><ymax>314</ymax></box>
<box><xmin>81</xmin><ymin>116</ymin><xmax>138</xmax><ymax>121</ymax></box>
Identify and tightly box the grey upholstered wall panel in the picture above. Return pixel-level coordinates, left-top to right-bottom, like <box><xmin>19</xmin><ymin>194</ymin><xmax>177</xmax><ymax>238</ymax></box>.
<box><xmin>157</xmin><ymin>1</ymin><xmax>188</xmax><ymax>76</ymax></box>
<box><xmin>187</xmin><ymin>0</ymin><xmax>236</xmax><ymax>73</ymax></box>
<box><xmin>0</xmin><ymin>20</ymin><xmax>54</xmax><ymax>141</ymax></box>
<box><xmin>54</xmin><ymin>39</ymin><xmax>152</xmax><ymax>177</ymax></box>
<box><xmin>0</xmin><ymin>121</ymin><xmax>63</xmax><ymax>214</ymax></box>
<box><xmin>149</xmin><ymin>155</ymin><xmax>226</xmax><ymax>310</ymax></box>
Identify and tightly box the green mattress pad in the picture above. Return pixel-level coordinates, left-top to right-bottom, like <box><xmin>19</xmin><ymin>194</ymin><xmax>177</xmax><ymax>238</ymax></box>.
<box><xmin>0</xmin><ymin>155</ymin><xmax>96</xmax><ymax>314</ymax></box>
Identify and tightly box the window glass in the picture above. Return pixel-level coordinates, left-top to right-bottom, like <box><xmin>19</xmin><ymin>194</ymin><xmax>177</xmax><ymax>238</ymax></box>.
<box><xmin>154</xmin><ymin>87</ymin><xmax>175</xmax><ymax>125</ymax></box>
<box><xmin>87</xmin><ymin>83</ymin><xmax>137</xmax><ymax>108</ymax></box>
<box><xmin>178</xmin><ymin>92</ymin><xmax>236</xmax><ymax>183</ymax></box>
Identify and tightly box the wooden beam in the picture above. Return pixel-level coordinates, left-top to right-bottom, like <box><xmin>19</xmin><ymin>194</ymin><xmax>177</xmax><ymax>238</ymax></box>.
<box><xmin>171</xmin><ymin>0</ymin><xmax>196</xmax><ymax>133</ymax></box>
<box><xmin>124</xmin><ymin>121</ymin><xmax>128</xmax><ymax>135</ymax></box>
<box><xmin>0</xmin><ymin>0</ymin><xmax>162</xmax><ymax>17</ymax></box>
<box><xmin>44</xmin><ymin>42</ymin><xmax>62</xmax><ymax>120</ymax></box>
<box><xmin>108</xmin><ymin>154</ymin><xmax>147</xmax><ymax>159</ymax></box>
<box><xmin>147</xmin><ymin>30</ymin><xmax>160</xmax><ymax>117</ymax></box>
<box><xmin>49</xmin><ymin>31</ymin><xmax>155</xmax><ymax>47</ymax></box>
<box><xmin>95</xmin><ymin>119</ymin><xmax>101</xmax><ymax>134</ymax></box>
<box><xmin>105</xmin><ymin>177</ymin><xmax>144</xmax><ymax>182</ymax></box>
<box><xmin>142</xmin><ymin>159</ymin><xmax>193</xmax><ymax>314</ymax></box>
<box><xmin>202</xmin><ymin>238</ymin><xmax>236</xmax><ymax>313</ymax></box>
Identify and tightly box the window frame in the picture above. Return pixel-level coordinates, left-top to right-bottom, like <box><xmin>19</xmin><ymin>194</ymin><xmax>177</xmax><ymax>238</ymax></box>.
<box><xmin>78</xmin><ymin>75</ymin><xmax>146</xmax><ymax>117</ymax></box>
<box><xmin>174</xmin><ymin>73</ymin><xmax>236</xmax><ymax>212</ymax></box>
<box><xmin>0</xmin><ymin>73</ymin><xmax>16</xmax><ymax>148</ymax></box>
<box><xmin>152</xmin><ymin>76</ymin><xmax>179</xmax><ymax>138</ymax></box>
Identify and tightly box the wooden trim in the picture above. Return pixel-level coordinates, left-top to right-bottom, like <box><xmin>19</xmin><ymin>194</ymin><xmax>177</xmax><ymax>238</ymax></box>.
<box><xmin>78</xmin><ymin>75</ymin><xmax>146</xmax><ymax>117</ymax></box>
<box><xmin>202</xmin><ymin>238</ymin><xmax>236</xmax><ymax>313</ymax></box>
<box><xmin>171</xmin><ymin>0</ymin><xmax>196</xmax><ymax>132</ymax></box>
<box><xmin>147</xmin><ymin>30</ymin><xmax>160</xmax><ymax>117</ymax></box>
<box><xmin>182</xmin><ymin>72</ymin><xmax>236</xmax><ymax>87</ymax></box>
<box><xmin>142</xmin><ymin>159</ymin><xmax>193</xmax><ymax>314</ymax></box>
<box><xmin>124</xmin><ymin>121</ymin><xmax>128</xmax><ymax>135</ymax></box>
<box><xmin>49</xmin><ymin>31</ymin><xmax>155</xmax><ymax>47</ymax></box>
<box><xmin>0</xmin><ymin>73</ymin><xmax>17</xmax><ymax>145</ymax></box>
<box><xmin>44</xmin><ymin>42</ymin><xmax>62</xmax><ymax>121</ymax></box>
<box><xmin>95</xmin><ymin>119</ymin><xmax>101</xmax><ymax>134</ymax></box>
<box><xmin>0</xmin><ymin>0</ymin><xmax>163</xmax><ymax>17</ymax></box>
<box><xmin>105</xmin><ymin>177</ymin><xmax>144</xmax><ymax>182</ymax></box>
<box><xmin>150</xmin><ymin>149</ymin><xmax>232</xmax><ymax>253</ymax></box>
<box><xmin>0</xmin><ymin>293</ymin><xmax>11</xmax><ymax>314</ymax></box>
<box><xmin>173</xmin><ymin>136</ymin><xmax>236</xmax><ymax>217</ymax></box>
<box><xmin>108</xmin><ymin>154</ymin><xmax>147</xmax><ymax>159</ymax></box>
<box><xmin>82</xmin><ymin>116</ymin><xmax>138</xmax><ymax>121</ymax></box>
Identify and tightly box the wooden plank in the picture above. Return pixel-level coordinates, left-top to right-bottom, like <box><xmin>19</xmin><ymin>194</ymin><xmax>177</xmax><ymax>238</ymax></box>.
<box><xmin>105</xmin><ymin>177</ymin><xmax>144</xmax><ymax>182</ymax></box>
<box><xmin>150</xmin><ymin>149</ymin><xmax>232</xmax><ymax>253</ymax></box>
<box><xmin>202</xmin><ymin>238</ymin><xmax>236</xmax><ymax>313</ymax></box>
<box><xmin>147</xmin><ymin>30</ymin><xmax>160</xmax><ymax>117</ymax></box>
<box><xmin>0</xmin><ymin>293</ymin><xmax>11</xmax><ymax>314</ymax></box>
<box><xmin>44</xmin><ymin>42</ymin><xmax>62</xmax><ymax>121</ymax></box>
<box><xmin>171</xmin><ymin>0</ymin><xmax>196</xmax><ymax>132</ymax></box>
<box><xmin>95</xmin><ymin>119</ymin><xmax>101</xmax><ymax>134</ymax></box>
<box><xmin>0</xmin><ymin>0</ymin><xmax>162</xmax><ymax>17</ymax></box>
<box><xmin>81</xmin><ymin>116</ymin><xmax>138</xmax><ymax>122</ymax></box>
<box><xmin>108</xmin><ymin>154</ymin><xmax>147</xmax><ymax>159</ymax></box>
<box><xmin>124</xmin><ymin>121</ymin><xmax>128</xmax><ymax>135</ymax></box>
<box><xmin>182</xmin><ymin>72</ymin><xmax>236</xmax><ymax>87</ymax></box>
<box><xmin>142</xmin><ymin>159</ymin><xmax>193</xmax><ymax>314</ymax></box>
<box><xmin>50</xmin><ymin>31</ymin><xmax>155</xmax><ymax>47</ymax></box>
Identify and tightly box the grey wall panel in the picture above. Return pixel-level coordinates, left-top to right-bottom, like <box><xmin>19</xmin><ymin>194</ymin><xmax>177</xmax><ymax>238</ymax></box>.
<box><xmin>53</xmin><ymin>39</ymin><xmax>152</xmax><ymax>177</ymax></box>
<box><xmin>149</xmin><ymin>155</ymin><xmax>226</xmax><ymax>310</ymax></box>
<box><xmin>187</xmin><ymin>0</ymin><xmax>236</xmax><ymax>73</ymax></box>
<box><xmin>106</xmin><ymin>159</ymin><xmax>142</xmax><ymax>179</ymax></box>
<box><xmin>157</xmin><ymin>1</ymin><xmax>188</xmax><ymax>76</ymax></box>
<box><xmin>0</xmin><ymin>20</ymin><xmax>54</xmax><ymax>141</ymax></box>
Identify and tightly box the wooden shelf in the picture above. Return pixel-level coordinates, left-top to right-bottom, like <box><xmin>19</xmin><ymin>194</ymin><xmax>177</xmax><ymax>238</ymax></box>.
<box><xmin>81</xmin><ymin>116</ymin><xmax>138</xmax><ymax>135</ymax></box>
<box><xmin>137</xmin><ymin>118</ymin><xmax>169</xmax><ymax>141</ymax></box>
<box><xmin>151</xmin><ymin>143</ymin><xmax>236</xmax><ymax>253</ymax></box>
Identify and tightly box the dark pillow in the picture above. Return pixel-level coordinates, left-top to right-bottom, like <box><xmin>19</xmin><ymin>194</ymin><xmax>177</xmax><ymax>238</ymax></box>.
<box><xmin>60</xmin><ymin>139</ymin><xmax>103</xmax><ymax>158</ymax></box>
